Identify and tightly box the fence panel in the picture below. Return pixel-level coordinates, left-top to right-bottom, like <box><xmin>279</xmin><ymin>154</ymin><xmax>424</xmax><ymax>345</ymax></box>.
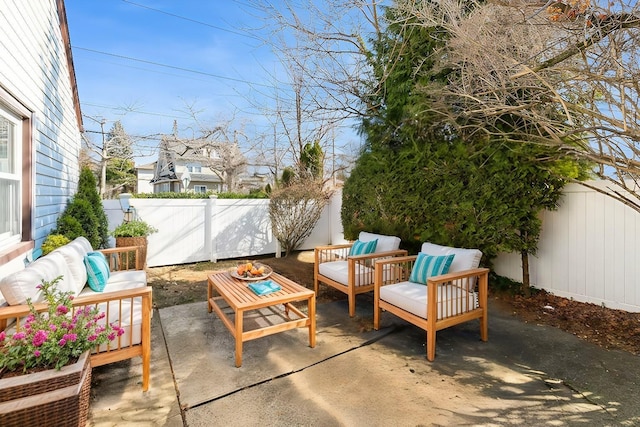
<box><xmin>102</xmin><ymin>183</ymin><xmax>639</xmax><ymax>312</ymax></box>
<box><xmin>105</xmin><ymin>191</ymin><xmax>345</xmax><ymax>268</ymax></box>
<box><xmin>493</xmin><ymin>182</ymin><xmax>640</xmax><ymax>312</ymax></box>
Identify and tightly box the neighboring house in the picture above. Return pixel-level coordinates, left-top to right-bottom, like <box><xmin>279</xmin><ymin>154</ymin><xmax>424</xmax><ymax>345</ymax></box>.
<box><xmin>148</xmin><ymin>134</ymin><xmax>225</xmax><ymax>194</ymax></box>
<box><xmin>0</xmin><ymin>0</ymin><xmax>83</xmax><ymax>278</ymax></box>
<box><xmin>136</xmin><ymin>162</ymin><xmax>156</xmax><ymax>194</ymax></box>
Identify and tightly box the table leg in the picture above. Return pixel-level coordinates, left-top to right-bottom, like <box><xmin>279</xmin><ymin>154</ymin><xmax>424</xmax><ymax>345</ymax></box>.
<box><xmin>207</xmin><ymin>279</ymin><xmax>213</xmax><ymax>313</ymax></box>
<box><xmin>308</xmin><ymin>295</ymin><xmax>316</xmax><ymax>348</ymax></box>
<box><xmin>235</xmin><ymin>309</ymin><xmax>243</xmax><ymax>367</ymax></box>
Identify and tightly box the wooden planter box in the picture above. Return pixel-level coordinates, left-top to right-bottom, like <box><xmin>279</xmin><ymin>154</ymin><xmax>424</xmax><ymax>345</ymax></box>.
<box><xmin>115</xmin><ymin>236</ymin><xmax>148</xmax><ymax>269</ymax></box>
<box><xmin>0</xmin><ymin>351</ymin><xmax>91</xmax><ymax>427</ymax></box>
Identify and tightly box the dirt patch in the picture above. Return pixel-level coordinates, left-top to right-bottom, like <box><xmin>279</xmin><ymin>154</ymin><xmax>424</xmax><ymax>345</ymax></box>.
<box><xmin>146</xmin><ymin>250</ymin><xmax>640</xmax><ymax>356</ymax></box>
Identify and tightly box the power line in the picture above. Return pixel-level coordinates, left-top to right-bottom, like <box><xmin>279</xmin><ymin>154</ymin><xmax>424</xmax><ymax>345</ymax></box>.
<box><xmin>121</xmin><ymin>0</ymin><xmax>260</xmax><ymax>41</ymax></box>
<box><xmin>72</xmin><ymin>46</ymin><xmax>274</xmax><ymax>88</ymax></box>
<box><xmin>81</xmin><ymin>102</ymin><xmax>192</xmax><ymax>119</ymax></box>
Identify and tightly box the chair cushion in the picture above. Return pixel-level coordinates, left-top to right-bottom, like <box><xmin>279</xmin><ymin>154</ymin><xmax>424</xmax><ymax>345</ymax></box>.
<box><xmin>0</xmin><ymin>252</ymin><xmax>74</xmax><ymax>305</ymax></box>
<box><xmin>318</xmin><ymin>260</ymin><xmax>397</xmax><ymax>287</ymax></box>
<box><xmin>409</xmin><ymin>253</ymin><xmax>454</xmax><ymax>285</ymax></box>
<box><xmin>349</xmin><ymin>239</ymin><xmax>377</xmax><ymax>256</ymax></box>
<box><xmin>420</xmin><ymin>243</ymin><xmax>482</xmax><ymax>273</ymax></box>
<box><xmin>51</xmin><ymin>241</ymin><xmax>89</xmax><ymax>294</ymax></box>
<box><xmin>359</xmin><ymin>232</ymin><xmax>401</xmax><ymax>254</ymax></box>
<box><xmin>102</xmin><ymin>270</ymin><xmax>148</xmax><ymax>289</ymax></box>
<box><xmin>421</xmin><ymin>242</ymin><xmax>482</xmax><ymax>290</ymax></box>
<box><xmin>318</xmin><ymin>261</ymin><xmax>373</xmax><ymax>287</ymax></box>
<box><xmin>84</xmin><ymin>251</ymin><xmax>110</xmax><ymax>292</ymax></box>
<box><xmin>380</xmin><ymin>281</ymin><xmax>478</xmax><ymax>320</ymax></box>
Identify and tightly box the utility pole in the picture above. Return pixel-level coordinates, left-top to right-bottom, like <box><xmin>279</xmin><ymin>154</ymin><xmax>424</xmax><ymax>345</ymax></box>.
<box><xmin>99</xmin><ymin>119</ymin><xmax>107</xmax><ymax>198</ymax></box>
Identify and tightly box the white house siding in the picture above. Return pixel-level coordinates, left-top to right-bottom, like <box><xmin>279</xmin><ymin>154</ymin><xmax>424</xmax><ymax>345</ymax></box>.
<box><xmin>136</xmin><ymin>165</ymin><xmax>155</xmax><ymax>194</ymax></box>
<box><xmin>0</xmin><ymin>0</ymin><xmax>82</xmax><ymax>278</ymax></box>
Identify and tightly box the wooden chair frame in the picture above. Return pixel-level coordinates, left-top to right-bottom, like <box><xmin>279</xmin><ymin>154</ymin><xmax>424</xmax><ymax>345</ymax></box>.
<box><xmin>314</xmin><ymin>243</ymin><xmax>407</xmax><ymax>317</ymax></box>
<box><xmin>0</xmin><ymin>246</ymin><xmax>152</xmax><ymax>391</ymax></box>
<box><xmin>373</xmin><ymin>255</ymin><xmax>489</xmax><ymax>361</ymax></box>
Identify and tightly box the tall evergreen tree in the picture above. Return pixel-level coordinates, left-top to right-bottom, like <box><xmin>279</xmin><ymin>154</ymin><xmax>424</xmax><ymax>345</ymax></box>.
<box><xmin>344</xmin><ymin>1</ymin><xmax>589</xmax><ymax>283</ymax></box>
<box><xmin>76</xmin><ymin>167</ymin><xmax>110</xmax><ymax>248</ymax></box>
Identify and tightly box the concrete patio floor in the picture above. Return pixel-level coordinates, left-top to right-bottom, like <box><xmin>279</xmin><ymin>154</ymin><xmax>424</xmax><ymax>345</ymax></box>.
<box><xmin>88</xmin><ymin>296</ymin><xmax>640</xmax><ymax>426</ymax></box>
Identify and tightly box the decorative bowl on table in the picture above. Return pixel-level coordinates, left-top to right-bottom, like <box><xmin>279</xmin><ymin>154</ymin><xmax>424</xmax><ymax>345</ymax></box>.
<box><xmin>230</xmin><ymin>262</ymin><xmax>273</xmax><ymax>281</ymax></box>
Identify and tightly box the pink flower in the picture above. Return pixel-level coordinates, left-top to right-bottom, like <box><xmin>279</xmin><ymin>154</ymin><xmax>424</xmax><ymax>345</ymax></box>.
<box><xmin>49</xmin><ymin>324</ymin><xmax>57</xmax><ymax>331</ymax></box>
<box><xmin>34</xmin><ymin>350</ymin><xmax>41</xmax><ymax>357</ymax></box>
<box><xmin>64</xmin><ymin>333</ymin><xmax>77</xmax><ymax>342</ymax></box>
<box><xmin>108</xmin><ymin>332</ymin><xmax>116</xmax><ymax>341</ymax></box>
<box><xmin>12</xmin><ymin>332</ymin><xmax>26</xmax><ymax>340</ymax></box>
<box><xmin>0</xmin><ymin>331</ymin><xmax>5</xmax><ymax>342</ymax></box>
<box><xmin>87</xmin><ymin>334</ymin><xmax>97</xmax><ymax>342</ymax></box>
<box><xmin>56</xmin><ymin>305</ymin><xmax>69</xmax><ymax>315</ymax></box>
<box><xmin>32</xmin><ymin>330</ymin><xmax>48</xmax><ymax>347</ymax></box>
<box><xmin>58</xmin><ymin>338</ymin><xmax>67</xmax><ymax>347</ymax></box>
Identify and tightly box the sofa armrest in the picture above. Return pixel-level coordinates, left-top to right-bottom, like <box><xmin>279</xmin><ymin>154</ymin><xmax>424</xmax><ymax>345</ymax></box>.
<box><xmin>0</xmin><ymin>287</ymin><xmax>153</xmax><ymax>331</ymax></box>
<box><xmin>374</xmin><ymin>255</ymin><xmax>417</xmax><ymax>290</ymax></box>
<box><xmin>100</xmin><ymin>246</ymin><xmax>143</xmax><ymax>271</ymax></box>
<box><xmin>426</xmin><ymin>267</ymin><xmax>490</xmax><ymax>288</ymax></box>
<box><xmin>348</xmin><ymin>249</ymin><xmax>408</xmax><ymax>261</ymax></box>
<box><xmin>314</xmin><ymin>243</ymin><xmax>353</xmax><ymax>265</ymax></box>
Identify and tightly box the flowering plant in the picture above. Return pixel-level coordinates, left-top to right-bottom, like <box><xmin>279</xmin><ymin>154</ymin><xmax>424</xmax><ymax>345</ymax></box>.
<box><xmin>0</xmin><ymin>275</ymin><xmax>124</xmax><ymax>374</ymax></box>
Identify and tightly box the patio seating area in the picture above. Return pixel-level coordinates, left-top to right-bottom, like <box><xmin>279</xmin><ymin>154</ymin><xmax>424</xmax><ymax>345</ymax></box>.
<box><xmin>89</xmin><ymin>295</ymin><xmax>640</xmax><ymax>426</ymax></box>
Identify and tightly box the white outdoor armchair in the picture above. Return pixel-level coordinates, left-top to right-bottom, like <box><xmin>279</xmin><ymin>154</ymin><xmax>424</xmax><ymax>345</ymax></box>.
<box><xmin>373</xmin><ymin>242</ymin><xmax>489</xmax><ymax>361</ymax></box>
<box><xmin>314</xmin><ymin>232</ymin><xmax>407</xmax><ymax>317</ymax></box>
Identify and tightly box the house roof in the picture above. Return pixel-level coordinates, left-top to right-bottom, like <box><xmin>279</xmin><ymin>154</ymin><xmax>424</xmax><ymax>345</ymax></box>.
<box><xmin>56</xmin><ymin>0</ymin><xmax>83</xmax><ymax>132</ymax></box>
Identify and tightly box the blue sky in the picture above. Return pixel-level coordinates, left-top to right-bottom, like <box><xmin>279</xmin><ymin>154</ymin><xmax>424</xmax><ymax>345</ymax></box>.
<box><xmin>65</xmin><ymin>0</ymin><xmax>360</xmax><ymax>167</ymax></box>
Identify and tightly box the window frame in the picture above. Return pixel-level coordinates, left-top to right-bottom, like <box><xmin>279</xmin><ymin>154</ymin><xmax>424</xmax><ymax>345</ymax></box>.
<box><xmin>0</xmin><ymin>86</ymin><xmax>33</xmax><ymax>263</ymax></box>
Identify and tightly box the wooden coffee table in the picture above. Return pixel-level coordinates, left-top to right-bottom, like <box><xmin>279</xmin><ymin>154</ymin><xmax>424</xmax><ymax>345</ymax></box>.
<box><xmin>207</xmin><ymin>271</ymin><xmax>316</xmax><ymax>367</ymax></box>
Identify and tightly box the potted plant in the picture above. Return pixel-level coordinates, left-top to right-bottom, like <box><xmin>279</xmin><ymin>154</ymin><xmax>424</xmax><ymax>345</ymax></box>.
<box><xmin>111</xmin><ymin>220</ymin><xmax>157</xmax><ymax>268</ymax></box>
<box><xmin>0</xmin><ymin>276</ymin><xmax>124</xmax><ymax>426</ymax></box>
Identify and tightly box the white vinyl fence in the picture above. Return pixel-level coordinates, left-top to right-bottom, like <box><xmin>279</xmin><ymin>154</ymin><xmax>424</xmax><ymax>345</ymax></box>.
<box><xmin>493</xmin><ymin>182</ymin><xmax>640</xmax><ymax>313</ymax></box>
<box><xmin>103</xmin><ymin>182</ymin><xmax>640</xmax><ymax>313</ymax></box>
<box><xmin>103</xmin><ymin>190</ymin><xmax>347</xmax><ymax>268</ymax></box>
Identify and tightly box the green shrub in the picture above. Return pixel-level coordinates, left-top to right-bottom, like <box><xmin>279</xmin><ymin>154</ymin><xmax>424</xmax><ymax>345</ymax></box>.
<box><xmin>41</xmin><ymin>234</ymin><xmax>71</xmax><ymax>255</ymax></box>
<box><xmin>76</xmin><ymin>167</ymin><xmax>109</xmax><ymax>248</ymax></box>
<box><xmin>54</xmin><ymin>198</ymin><xmax>100</xmax><ymax>249</ymax></box>
<box><xmin>111</xmin><ymin>220</ymin><xmax>157</xmax><ymax>238</ymax></box>
<box><xmin>132</xmin><ymin>191</ymin><xmax>268</xmax><ymax>199</ymax></box>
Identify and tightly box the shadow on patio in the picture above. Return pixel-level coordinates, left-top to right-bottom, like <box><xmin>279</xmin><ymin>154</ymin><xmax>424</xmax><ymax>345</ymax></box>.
<box><xmin>88</xmin><ymin>297</ymin><xmax>640</xmax><ymax>426</ymax></box>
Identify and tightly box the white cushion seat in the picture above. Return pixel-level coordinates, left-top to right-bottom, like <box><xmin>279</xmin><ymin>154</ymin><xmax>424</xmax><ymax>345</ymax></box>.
<box><xmin>319</xmin><ymin>261</ymin><xmax>396</xmax><ymax>288</ymax></box>
<box><xmin>374</xmin><ymin>241</ymin><xmax>489</xmax><ymax>361</ymax></box>
<box><xmin>379</xmin><ymin>281</ymin><xmax>478</xmax><ymax>320</ymax></box>
<box><xmin>315</xmin><ymin>231</ymin><xmax>406</xmax><ymax>317</ymax></box>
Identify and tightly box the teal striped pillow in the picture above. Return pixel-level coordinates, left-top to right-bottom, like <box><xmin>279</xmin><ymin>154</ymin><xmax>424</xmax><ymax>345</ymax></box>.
<box><xmin>84</xmin><ymin>251</ymin><xmax>110</xmax><ymax>292</ymax></box>
<box><xmin>349</xmin><ymin>239</ymin><xmax>378</xmax><ymax>256</ymax></box>
<box><xmin>409</xmin><ymin>252</ymin><xmax>455</xmax><ymax>285</ymax></box>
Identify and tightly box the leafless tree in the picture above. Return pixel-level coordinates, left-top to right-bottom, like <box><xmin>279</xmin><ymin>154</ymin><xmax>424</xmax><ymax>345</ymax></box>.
<box><xmin>269</xmin><ymin>181</ymin><xmax>331</xmax><ymax>256</ymax></box>
<box><xmin>246</xmin><ymin>0</ymin><xmax>385</xmax><ymax>181</ymax></box>
<box><xmin>392</xmin><ymin>0</ymin><xmax>640</xmax><ymax>211</ymax></box>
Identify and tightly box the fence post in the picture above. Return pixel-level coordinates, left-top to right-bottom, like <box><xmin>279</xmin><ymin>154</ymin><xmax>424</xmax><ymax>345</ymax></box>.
<box><xmin>207</xmin><ymin>195</ymin><xmax>217</xmax><ymax>263</ymax></box>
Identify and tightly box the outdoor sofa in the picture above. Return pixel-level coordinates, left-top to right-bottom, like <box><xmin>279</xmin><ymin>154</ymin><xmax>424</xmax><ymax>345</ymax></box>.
<box><xmin>373</xmin><ymin>242</ymin><xmax>489</xmax><ymax>361</ymax></box>
<box><xmin>0</xmin><ymin>237</ymin><xmax>152</xmax><ymax>391</ymax></box>
<box><xmin>314</xmin><ymin>231</ymin><xmax>407</xmax><ymax>317</ymax></box>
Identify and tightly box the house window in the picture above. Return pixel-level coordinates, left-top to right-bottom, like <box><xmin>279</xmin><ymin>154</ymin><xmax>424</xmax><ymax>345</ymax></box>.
<box><xmin>0</xmin><ymin>103</ymin><xmax>22</xmax><ymax>250</ymax></box>
<box><xmin>187</xmin><ymin>164</ymin><xmax>202</xmax><ymax>173</ymax></box>
<box><xmin>194</xmin><ymin>185</ymin><xmax>207</xmax><ymax>193</ymax></box>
